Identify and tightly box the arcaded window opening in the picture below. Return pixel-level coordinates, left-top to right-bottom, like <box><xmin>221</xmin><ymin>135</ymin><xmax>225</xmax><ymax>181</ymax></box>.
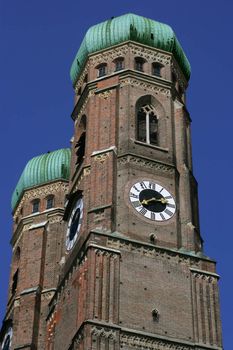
<box><xmin>75</xmin><ymin>115</ymin><xmax>87</xmax><ymax>167</ymax></box>
<box><xmin>152</xmin><ymin>62</ymin><xmax>164</xmax><ymax>77</ymax></box>
<box><xmin>46</xmin><ymin>195</ymin><xmax>54</xmax><ymax>209</ymax></box>
<box><xmin>137</xmin><ymin>104</ymin><xmax>158</xmax><ymax>145</ymax></box>
<box><xmin>32</xmin><ymin>199</ymin><xmax>40</xmax><ymax>213</ymax></box>
<box><xmin>96</xmin><ymin>63</ymin><xmax>107</xmax><ymax>77</ymax></box>
<box><xmin>135</xmin><ymin>57</ymin><xmax>145</xmax><ymax>72</ymax></box>
<box><xmin>114</xmin><ymin>57</ymin><xmax>124</xmax><ymax>71</ymax></box>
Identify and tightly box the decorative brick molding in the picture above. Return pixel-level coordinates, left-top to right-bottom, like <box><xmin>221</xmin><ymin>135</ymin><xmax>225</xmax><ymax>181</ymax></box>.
<box><xmin>89</xmin><ymin>44</ymin><xmax>129</xmax><ymax>67</ymax></box>
<box><xmin>120</xmin><ymin>333</ymin><xmax>191</xmax><ymax>350</ymax></box>
<box><xmin>120</xmin><ymin>77</ymin><xmax>170</xmax><ymax>96</ymax></box>
<box><xmin>74</xmin><ymin>63</ymin><xmax>90</xmax><ymax>93</ymax></box>
<box><xmin>128</xmin><ymin>42</ymin><xmax>171</xmax><ymax>66</ymax></box>
<box><xmin>107</xmin><ymin>236</ymin><xmax>202</xmax><ymax>269</ymax></box>
<box><xmin>118</xmin><ymin>155</ymin><xmax>175</xmax><ymax>175</ymax></box>
<box><xmin>13</xmin><ymin>181</ymin><xmax>69</xmax><ymax>219</ymax></box>
<box><xmin>97</xmin><ymin>90</ymin><xmax>113</xmax><ymax>99</ymax></box>
<box><xmin>91</xmin><ymin>325</ymin><xmax>117</xmax><ymax>340</ymax></box>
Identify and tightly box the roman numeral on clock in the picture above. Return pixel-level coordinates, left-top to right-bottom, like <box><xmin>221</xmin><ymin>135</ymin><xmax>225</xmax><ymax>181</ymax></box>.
<box><xmin>165</xmin><ymin>195</ymin><xmax>172</xmax><ymax>199</ymax></box>
<box><xmin>130</xmin><ymin>192</ymin><xmax>139</xmax><ymax>199</ymax></box>
<box><xmin>149</xmin><ymin>182</ymin><xmax>156</xmax><ymax>190</ymax></box>
<box><xmin>140</xmin><ymin>182</ymin><xmax>147</xmax><ymax>189</ymax></box>
<box><xmin>164</xmin><ymin>208</ymin><xmax>173</xmax><ymax>217</ymax></box>
<box><xmin>139</xmin><ymin>207</ymin><xmax>147</xmax><ymax>215</ymax></box>
<box><xmin>151</xmin><ymin>212</ymin><xmax>156</xmax><ymax>220</ymax></box>
<box><xmin>132</xmin><ymin>201</ymin><xmax>141</xmax><ymax>208</ymax></box>
<box><xmin>133</xmin><ymin>185</ymin><xmax>140</xmax><ymax>192</ymax></box>
<box><xmin>167</xmin><ymin>203</ymin><xmax>175</xmax><ymax>209</ymax></box>
<box><xmin>160</xmin><ymin>213</ymin><xmax>165</xmax><ymax>220</ymax></box>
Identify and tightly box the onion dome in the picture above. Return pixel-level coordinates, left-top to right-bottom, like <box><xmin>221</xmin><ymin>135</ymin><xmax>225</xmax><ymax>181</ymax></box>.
<box><xmin>70</xmin><ymin>13</ymin><xmax>191</xmax><ymax>86</ymax></box>
<box><xmin>11</xmin><ymin>148</ymin><xmax>71</xmax><ymax>211</ymax></box>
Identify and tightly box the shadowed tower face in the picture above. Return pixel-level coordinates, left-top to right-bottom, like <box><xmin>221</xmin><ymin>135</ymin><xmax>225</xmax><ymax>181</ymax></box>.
<box><xmin>1</xmin><ymin>13</ymin><xmax>223</xmax><ymax>350</ymax></box>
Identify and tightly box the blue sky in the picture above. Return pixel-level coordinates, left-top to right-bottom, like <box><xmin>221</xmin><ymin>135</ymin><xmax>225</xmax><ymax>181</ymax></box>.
<box><xmin>0</xmin><ymin>0</ymin><xmax>232</xmax><ymax>348</ymax></box>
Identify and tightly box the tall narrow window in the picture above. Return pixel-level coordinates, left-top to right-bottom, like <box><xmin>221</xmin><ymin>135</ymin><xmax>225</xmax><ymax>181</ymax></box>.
<box><xmin>152</xmin><ymin>62</ymin><xmax>163</xmax><ymax>77</ymax></box>
<box><xmin>75</xmin><ymin>115</ymin><xmax>86</xmax><ymax>168</ymax></box>
<box><xmin>137</xmin><ymin>104</ymin><xmax>158</xmax><ymax>145</ymax></box>
<box><xmin>11</xmin><ymin>269</ymin><xmax>19</xmax><ymax>294</ymax></box>
<box><xmin>172</xmin><ymin>72</ymin><xmax>177</xmax><ymax>84</ymax></box>
<box><xmin>114</xmin><ymin>58</ymin><xmax>124</xmax><ymax>71</ymax></box>
<box><xmin>75</xmin><ymin>132</ymin><xmax>86</xmax><ymax>165</ymax></box>
<box><xmin>46</xmin><ymin>195</ymin><xmax>54</xmax><ymax>209</ymax></box>
<box><xmin>2</xmin><ymin>335</ymin><xmax>11</xmax><ymax>350</ymax></box>
<box><xmin>135</xmin><ymin>57</ymin><xmax>145</xmax><ymax>72</ymax></box>
<box><xmin>32</xmin><ymin>199</ymin><xmax>40</xmax><ymax>213</ymax></box>
<box><xmin>97</xmin><ymin>63</ymin><xmax>107</xmax><ymax>77</ymax></box>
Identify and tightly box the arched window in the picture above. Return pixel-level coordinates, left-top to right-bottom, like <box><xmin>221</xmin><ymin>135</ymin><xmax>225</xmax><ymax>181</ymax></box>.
<box><xmin>114</xmin><ymin>57</ymin><xmax>124</xmax><ymax>71</ymax></box>
<box><xmin>75</xmin><ymin>115</ymin><xmax>86</xmax><ymax>166</ymax></box>
<box><xmin>152</xmin><ymin>62</ymin><xmax>163</xmax><ymax>77</ymax></box>
<box><xmin>137</xmin><ymin>104</ymin><xmax>158</xmax><ymax>145</ymax></box>
<box><xmin>135</xmin><ymin>57</ymin><xmax>145</xmax><ymax>72</ymax></box>
<box><xmin>96</xmin><ymin>63</ymin><xmax>107</xmax><ymax>77</ymax></box>
<box><xmin>32</xmin><ymin>199</ymin><xmax>40</xmax><ymax>213</ymax></box>
<box><xmin>2</xmin><ymin>335</ymin><xmax>11</xmax><ymax>350</ymax></box>
<box><xmin>11</xmin><ymin>269</ymin><xmax>19</xmax><ymax>294</ymax></box>
<box><xmin>46</xmin><ymin>195</ymin><xmax>54</xmax><ymax>209</ymax></box>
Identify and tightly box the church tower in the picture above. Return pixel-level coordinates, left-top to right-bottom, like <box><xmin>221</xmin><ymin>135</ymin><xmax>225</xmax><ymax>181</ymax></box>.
<box><xmin>1</xmin><ymin>14</ymin><xmax>223</xmax><ymax>350</ymax></box>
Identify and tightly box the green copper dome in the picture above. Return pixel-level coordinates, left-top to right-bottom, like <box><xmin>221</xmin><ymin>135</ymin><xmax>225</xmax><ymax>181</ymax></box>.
<box><xmin>12</xmin><ymin>148</ymin><xmax>71</xmax><ymax>211</ymax></box>
<box><xmin>70</xmin><ymin>13</ymin><xmax>191</xmax><ymax>86</ymax></box>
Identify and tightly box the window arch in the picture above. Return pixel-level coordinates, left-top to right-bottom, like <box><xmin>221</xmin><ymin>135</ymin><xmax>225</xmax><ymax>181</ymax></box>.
<box><xmin>135</xmin><ymin>57</ymin><xmax>146</xmax><ymax>72</ymax></box>
<box><xmin>32</xmin><ymin>199</ymin><xmax>40</xmax><ymax>213</ymax></box>
<box><xmin>152</xmin><ymin>62</ymin><xmax>164</xmax><ymax>77</ymax></box>
<box><xmin>114</xmin><ymin>57</ymin><xmax>124</xmax><ymax>71</ymax></box>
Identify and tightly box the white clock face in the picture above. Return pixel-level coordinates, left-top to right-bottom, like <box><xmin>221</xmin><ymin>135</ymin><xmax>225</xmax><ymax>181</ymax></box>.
<box><xmin>129</xmin><ymin>180</ymin><xmax>176</xmax><ymax>221</ymax></box>
<box><xmin>66</xmin><ymin>198</ymin><xmax>83</xmax><ymax>251</ymax></box>
<box><xmin>2</xmin><ymin>328</ymin><xmax>12</xmax><ymax>350</ymax></box>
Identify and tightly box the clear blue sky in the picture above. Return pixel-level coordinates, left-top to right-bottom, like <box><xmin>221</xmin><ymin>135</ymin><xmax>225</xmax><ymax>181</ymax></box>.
<box><xmin>0</xmin><ymin>0</ymin><xmax>232</xmax><ymax>348</ymax></box>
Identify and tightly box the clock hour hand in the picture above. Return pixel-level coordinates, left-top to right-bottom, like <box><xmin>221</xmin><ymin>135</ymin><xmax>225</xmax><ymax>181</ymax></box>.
<box><xmin>141</xmin><ymin>197</ymin><xmax>168</xmax><ymax>205</ymax></box>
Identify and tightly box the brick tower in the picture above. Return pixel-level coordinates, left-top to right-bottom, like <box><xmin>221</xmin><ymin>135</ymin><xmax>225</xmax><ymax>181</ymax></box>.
<box><xmin>1</xmin><ymin>14</ymin><xmax>223</xmax><ymax>350</ymax></box>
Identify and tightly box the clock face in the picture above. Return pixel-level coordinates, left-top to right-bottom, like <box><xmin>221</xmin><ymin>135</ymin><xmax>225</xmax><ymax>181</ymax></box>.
<box><xmin>66</xmin><ymin>198</ymin><xmax>83</xmax><ymax>251</ymax></box>
<box><xmin>129</xmin><ymin>180</ymin><xmax>176</xmax><ymax>221</ymax></box>
<box><xmin>2</xmin><ymin>328</ymin><xmax>12</xmax><ymax>350</ymax></box>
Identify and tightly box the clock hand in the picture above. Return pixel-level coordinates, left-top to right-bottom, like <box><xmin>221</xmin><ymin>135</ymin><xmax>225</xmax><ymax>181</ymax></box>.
<box><xmin>141</xmin><ymin>197</ymin><xmax>168</xmax><ymax>205</ymax></box>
